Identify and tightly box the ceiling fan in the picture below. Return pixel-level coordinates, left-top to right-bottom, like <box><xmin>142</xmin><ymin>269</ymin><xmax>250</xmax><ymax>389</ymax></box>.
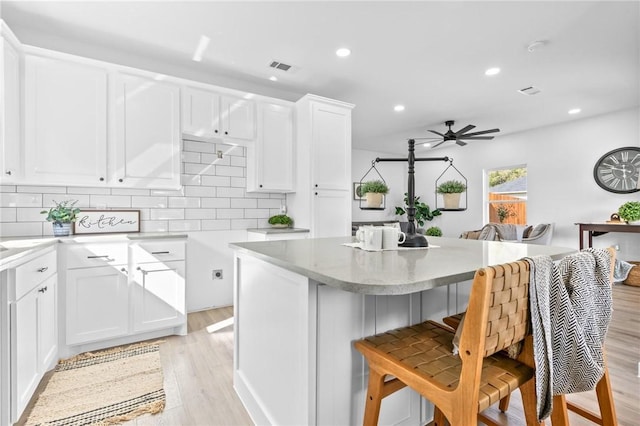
<box><xmin>419</xmin><ymin>120</ymin><xmax>500</xmax><ymax>148</ymax></box>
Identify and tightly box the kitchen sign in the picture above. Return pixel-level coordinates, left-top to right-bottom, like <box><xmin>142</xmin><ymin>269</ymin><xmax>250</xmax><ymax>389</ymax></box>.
<box><xmin>74</xmin><ymin>210</ymin><xmax>140</xmax><ymax>234</ymax></box>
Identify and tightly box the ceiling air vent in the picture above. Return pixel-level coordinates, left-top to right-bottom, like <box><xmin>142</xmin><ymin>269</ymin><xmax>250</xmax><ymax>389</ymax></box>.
<box><xmin>518</xmin><ymin>86</ymin><xmax>541</xmax><ymax>96</ymax></box>
<box><xmin>269</xmin><ymin>61</ymin><xmax>292</xmax><ymax>71</ymax></box>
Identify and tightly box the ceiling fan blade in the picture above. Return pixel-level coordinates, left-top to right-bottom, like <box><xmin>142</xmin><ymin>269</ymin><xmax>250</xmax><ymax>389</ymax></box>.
<box><xmin>428</xmin><ymin>130</ymin><xmax>446</xmax><ymax>137</ymax></box>
<box><xmin>456</xmin><ymin>140</ymin><xmax>468</xmax><ymax>146</ymax></box>
<box><xmin>413</xmin><ymin>137</ymin><xmax>442</xmax><ymax>141</ymax></box>
<box><xmin>459</xmin><ymin>136</ymin><xmax>494</xmax><ymax>140</ymax></box>
<box><xmin>431</xmin><ymin>140</ymin><xmax>447</xmax><ymax>148</ymax></box>
<box><xmin>460</xmin><ymin>128</ymin><xmax>500</xmax><ymax>137</ymax></box>
<box><xmin>455</xmin><ymin>125</ymin><xmax>475</xmax><ymax>135</ymax></box>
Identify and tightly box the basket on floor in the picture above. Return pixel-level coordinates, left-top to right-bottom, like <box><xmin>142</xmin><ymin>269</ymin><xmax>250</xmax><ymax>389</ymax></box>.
<box><xmin>623</xmin><ymin>261</ymin><xmax>640</xmax><ymax>287</ymax></box>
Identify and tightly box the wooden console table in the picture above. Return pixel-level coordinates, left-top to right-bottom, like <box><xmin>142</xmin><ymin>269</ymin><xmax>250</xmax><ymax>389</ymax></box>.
<box><xmin>576</xmin><ymin>222</ymin><xmax>640</xmax><ymax>249</ymax></box>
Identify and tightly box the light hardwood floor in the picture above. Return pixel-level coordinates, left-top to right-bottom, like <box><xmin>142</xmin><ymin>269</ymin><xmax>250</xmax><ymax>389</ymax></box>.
<box><xmin>19</xmin><ymin>284</ymin><xmax>639</xmax><ymax>425</ymax></box>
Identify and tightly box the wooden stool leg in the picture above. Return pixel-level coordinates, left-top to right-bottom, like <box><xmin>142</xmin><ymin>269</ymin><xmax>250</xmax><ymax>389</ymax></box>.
<box><xmin>551</xmin><ymin>394</ymin><xmax>570</xmax><ymax>426</ymax></box>
<box><xmin>595</xmin><ymin>369</ymin><xmax>618</xmax><ymax>426</ymax></box>
<box><xmin>520</xmin><ymin>378</ymin><xmax>544</xmax><ymax>426</ymax></box>
<box><xmin>498</xmin><ymin>394</ymin><xmax>511</xmax><ymax>412</ymax></box>
<box><xmin>363</xmin><ymin>368</ymin><xmax>386</xmax><ymax>426</ymax></box>
<box><xmin>433</xmin><ymin>406</ymin><xmax>449</xmax><ymax>426</ymax></box>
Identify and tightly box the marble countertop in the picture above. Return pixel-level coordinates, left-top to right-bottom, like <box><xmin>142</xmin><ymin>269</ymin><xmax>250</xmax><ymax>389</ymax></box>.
<box><xmin>246</xmin><ymin>227</ymin><xmax>310</xmax><ymax>234</ymax></box>
<box><xmin>0</xmin><ymin>232</ymin><xmax>187</xmax><ymax>270</ymax></box>
<box><xmin>230</xmin><ymin>236</ymin><xmax>576</xmax><ymax>295</ymax></box>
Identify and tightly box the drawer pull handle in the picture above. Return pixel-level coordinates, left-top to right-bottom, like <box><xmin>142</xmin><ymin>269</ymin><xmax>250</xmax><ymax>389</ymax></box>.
<box><xmin>38</xmin><ymin>286</ymin><xmax>48</xmax><ymax>293</ymax></box>
<box><xmin>137</xmin><ymin>266</ymin><xmax>174</xmax><ymax>275</ymax></box>
<box><xmin>37</xmin><ymin>267</ymin><xmax>49</xmax><ymax>273</ymax></box>
<box><xmin>151</xmin><ymin>251</ymin><xmax>170</xmax><ymax>255</ymax></box>
<box><xmin>120</xmin><ymin>267</ymin><xmax>127</xmax><ymax>273</ymax></box>
<box><xmin>87</xmin><ymin>255</ymin><xmax>114</xmax><ymax>261</ymax></box>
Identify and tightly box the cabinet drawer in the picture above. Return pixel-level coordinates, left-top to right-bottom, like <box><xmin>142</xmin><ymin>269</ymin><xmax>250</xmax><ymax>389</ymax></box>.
<box><xmin>15</xmin><ymin>249</ymin><xmax>57</xmax><ymax>300</ymax></box>
<box><xmin>66</xmin><ymin>242</ymin><xmax>128</xmax><ymax>269</ymax></box>
<box><xmin>131</xmin><ymin>240</ymin><xmax>186</xmax><ymax>264</ymax></box>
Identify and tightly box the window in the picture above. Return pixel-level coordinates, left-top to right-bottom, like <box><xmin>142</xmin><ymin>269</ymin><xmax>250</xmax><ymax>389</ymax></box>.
<box><xmin>486</xmin><ymin>167</ymin><xmax>527</xmax><ymax>225</ymax></box>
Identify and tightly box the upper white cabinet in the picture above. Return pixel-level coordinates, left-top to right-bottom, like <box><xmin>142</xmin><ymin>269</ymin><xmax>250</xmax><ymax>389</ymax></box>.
<box><xmin>246</xmin><ymin>101</ymin><xmax>294</xmax><ymax>192</ymax></box>
<box><xmin>24</xmin><ymin>54</ymin><xmax>108</xmax><ymax>186</ymax></box>
<box><xmin>288</xmin><ymin>94</ymin><xmax>354</xmax><ymax>237</ymax></box>
<box><xmin>111</xmin><ymin>72</ymin><xmax>181</xmax><ymax>189</ymax></box>
<box><xmin>0</xmin><ymin>22</ymin><xmax>22</xmax><ymax>184</ymax></box>
<box><xmin>182</xmin><ymin>86</ymin><xmax>255</xmax><ymax>141</ymax></box>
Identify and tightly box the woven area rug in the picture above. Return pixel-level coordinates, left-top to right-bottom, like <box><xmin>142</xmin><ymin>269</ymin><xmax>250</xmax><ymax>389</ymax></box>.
<box><xmin>25</xmin><ymin>341</ymin><xmax>165</xmax><ymax>426</ymax></box>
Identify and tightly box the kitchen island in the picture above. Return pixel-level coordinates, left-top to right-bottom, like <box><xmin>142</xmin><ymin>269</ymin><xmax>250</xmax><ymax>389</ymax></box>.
<box><xmin>230</xmin><ymin>236</ymin><xmax>575</xmax><ymax>426</ymax></box>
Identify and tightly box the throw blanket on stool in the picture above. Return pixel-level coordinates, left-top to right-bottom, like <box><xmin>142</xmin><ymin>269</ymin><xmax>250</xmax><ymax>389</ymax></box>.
<box><xmin>525</xmin><ymin>248</ymin><xmax>612</xmax><ymax>421</ymax></box>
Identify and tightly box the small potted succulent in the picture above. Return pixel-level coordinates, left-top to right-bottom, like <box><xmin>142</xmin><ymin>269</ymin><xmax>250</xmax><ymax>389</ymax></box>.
<box><xmin>436</xmin><ymin>180</ymin><xmax>467</xmax><ymax>209</ymax></box>
<box><xmin>41</xmin><ymin>199</ymin><xmax>80</xmax><ymax>236</ymax></box>
<box><xmin>618</xmin><ymin>201</ymin><xmax>640</xmax><ymax>224</ymax></box>
<box><xmin>268</xmin><ymin>214</ymin><xmax>293</xmax><ymax>228</ymax></box>
<box><xmin>359</xmin><ymin>180</ymin><xmax>389</xmax><ymax>208</ymax></box>
<box><xmin>425</xmin><ymin>226</ymin><xmax>443</xmax><ymax>237</ymax></box>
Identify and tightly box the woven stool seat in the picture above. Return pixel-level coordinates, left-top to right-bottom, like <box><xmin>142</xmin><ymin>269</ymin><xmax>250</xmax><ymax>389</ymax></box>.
<box><xmin>358</xmin><ymin>320</ymin><xmax>534</xmax><ymax>413</ymax></box>
<box><xmin>442</xmin><ymin>313</ymin><xmax>463</xmax><ymax>330</ymax></box>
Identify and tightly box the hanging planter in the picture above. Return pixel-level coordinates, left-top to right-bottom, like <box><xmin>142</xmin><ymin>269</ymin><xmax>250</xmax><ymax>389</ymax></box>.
<box><xmin>435</xmin><ymin>159</ymin><xmax>468</xmax><ymax>211</ymax></box>
<box><xmin>358</xmin><ymin>161</ymin><xmax>388</xmax><ymax>210</ymax></box>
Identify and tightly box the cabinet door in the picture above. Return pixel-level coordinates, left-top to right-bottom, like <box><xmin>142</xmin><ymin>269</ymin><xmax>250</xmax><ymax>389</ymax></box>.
<box><xmin>66</xmin><ymin>266</ymin><xmax>129</xmax><ymax>345</ymax></box>
<box><xmin>24</xmin><ymin>55</ymin><xmax>108</xmax><ymax>185</ymax></box>
<box><xmin>12</xmin><ymin>287</ymin><xmax>38</xmax><ymax>420</ymax></box>
<box><xmin>311</xmin><ymin>102</ymin><xmax>351</xmax><ymax>190</ymax></box>
<box><xmin>220</xmin><ymin>95</ymin><xmax>255</xmax><ymax>140</ymax></box>
<box><xmin>182</xmin><ymin>87</ymin><xmax>221</xmax><ymax>138</ymax></box>
<box><xmin>0</xmin><ymin>36</ymin><xmax>21</xmax><ymax>183</ymax></box>
<box><xmin>248</xmin><ymin>102</ymin><xmax>294</xmax><ymax>192</ymax></box>
<box><xmin>132</xmin><ymin>260</ymin><xmax>185</xmax><ymax>332</ymax></box>
<box><xmin>112</xmin><ymin>72</ymin><xmax>181</xmax><ymax>189</ymax></box>
<box><xmin>312</xmin><ymin>189</ymin><xmax>351</xmax><ymax>238</ymax></box>
<box><xmin>37</xmin><ymin>275</ymin><xmax>57</xmax><ymax>371</ymax></box>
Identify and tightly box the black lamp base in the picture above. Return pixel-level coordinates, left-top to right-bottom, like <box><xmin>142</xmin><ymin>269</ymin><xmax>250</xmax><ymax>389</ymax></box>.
<box><xmin>401</xmin><ymin>233</ymin><xmax>428</xmax><ymax>248</ymax></box>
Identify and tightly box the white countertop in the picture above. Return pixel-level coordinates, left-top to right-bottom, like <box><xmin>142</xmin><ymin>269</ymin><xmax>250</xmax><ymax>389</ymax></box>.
<box><xmin>246</xmin><ymin>227</ymin><xmax>310</xmax><ymax>234</ymax></box>
<box><xmin>230</xmin><ymin>236</ymin><xmax>576</xmax><ymax>295</ymax></box>
<box><xmin>0</xmin><ymin>232</ymin><xmax>187</xmax><ymax>270</ymax></box>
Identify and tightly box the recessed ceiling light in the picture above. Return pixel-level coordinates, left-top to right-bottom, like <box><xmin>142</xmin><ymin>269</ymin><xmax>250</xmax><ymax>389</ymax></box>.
<box><xmin>568</xmin><ymin>108</ymin><xmax>582</xmax><ymax>115</ymax></box>
<box><xmin>485</xmin><ymin>67</ymin><xmax>501</xmax><ymax>76</ymax></box>
<box><xmin>336</xmin><ymin>48</ymin><xmax>351</xmax><ymax>57</ymax></box>
<box><xmin>192</xmin><ymin>35</ymin><xmax>211</xmax><ymax>62</ymax></box>
<box><xmin>394</xmin><ymin>105</ymin><xmax>405</xmax><ymax>112</ymax></box>
<box><xmin>269</xmin><ymin>76</ymin><xmax>278</xmax><ymax>82</ymax></box>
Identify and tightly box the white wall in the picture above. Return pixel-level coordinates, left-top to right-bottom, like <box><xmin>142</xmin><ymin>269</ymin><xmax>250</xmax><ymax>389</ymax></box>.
<box><xmin>400</xmin><ymin>107</ymin><xmax>640</xmax><ymax>260</ymax></box>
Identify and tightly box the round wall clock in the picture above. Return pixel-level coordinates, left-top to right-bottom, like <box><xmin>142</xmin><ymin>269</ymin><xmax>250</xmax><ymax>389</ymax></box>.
<box><xmin>593</xmin><ymin>146</ymin><xmax>640</xmax><ymax>193</ymax></box>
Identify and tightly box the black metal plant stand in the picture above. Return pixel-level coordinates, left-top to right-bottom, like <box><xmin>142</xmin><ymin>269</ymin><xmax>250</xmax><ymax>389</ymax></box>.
<box><xmin>374</xmin><ymin>139</ymin><xmax>449</xmax><ymax>247</ymax></box>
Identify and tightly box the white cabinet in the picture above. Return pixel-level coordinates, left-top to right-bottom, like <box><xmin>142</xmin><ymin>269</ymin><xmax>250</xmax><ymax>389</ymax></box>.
<box><xmin>24</xmin><ymin>54</ymin><xmax>108</xmax><ymax>186</ymax></box>
<box><xmin>288</xmin><ymin>94</ymin><xmax>354</xmax><ymax>237</ymax></box>
<box><xmin>130</xmin><ymin>240</ymin><xmax>186</xmax><ymax>332</ymax></box>
<box><xmin>182</xmin><ymin>86</ymin><xmax>256</xmax><ymax>141</ymax></box>
<box><xmin>0</xmin><ymin>23</ymin><xmax>22</xmax><ymax>184</ymax></box>
<box><xmin>7</xmin><ymin>247</ymin><xmax>57</xmax><ymax>423</ymax></box>
<box><xmin>247</xmin><ymin>101</ymin><xmax>294</xmax><ymax>192</ymax></box>
<box><xmin>112</xmin><ymin>72</ymin><xmax>181</xmax><ymax>189</ymax></box>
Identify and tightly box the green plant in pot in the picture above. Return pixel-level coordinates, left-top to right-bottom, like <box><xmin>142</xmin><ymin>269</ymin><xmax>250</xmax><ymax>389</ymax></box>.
<box><xmin>436</xmin><ymin>180</ymin><xmax>466</xmax><ymax>209</ymax></box>
<box><xmin>395</xmin><ymin>193</ymin><xmax>441</xmax><ymax>230</ymax></box>
<box><xmin>41</xmin><ymin>200</ymin><xmax>80</xmax><ymax>236</ymax></box>
<box><xmin>425</xmin><ymin>226</ymin><xmax>442</xmax><ymax>237</ymax></box>
<box><xmin>268</xmin><ymin>214</ymin><xmax>293</xmax><ymax>228</ymax></box>
<box><xmin>618</xmin><ymin>201</ymin><xmax>640</xmax><ymax>224</ymax></box>
<box><xmin>359</xmin><ymin>180</ymin><xmax>389</xmax><ymax>208</ymax></box>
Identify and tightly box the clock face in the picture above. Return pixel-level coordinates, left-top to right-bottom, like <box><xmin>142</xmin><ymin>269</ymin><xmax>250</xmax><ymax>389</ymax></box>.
<box><xmin>593</xmin><ymin>147</ymin><xmax>640</xmax><ymax>193</ymax></box>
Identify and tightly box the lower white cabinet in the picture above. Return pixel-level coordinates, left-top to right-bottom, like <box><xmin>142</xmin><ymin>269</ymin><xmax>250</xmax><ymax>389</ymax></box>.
<box><xmin>312</xmin><ymin>189</ymin><xmax>351</xmax><ymax>238</ymax></box>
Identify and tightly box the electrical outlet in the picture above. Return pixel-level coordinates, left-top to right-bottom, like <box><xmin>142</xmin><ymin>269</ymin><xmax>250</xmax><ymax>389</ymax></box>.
<box><xmin>212</xmin><ymin>269</ymin><xmax>223</xmax><ymax>280</ymax></box>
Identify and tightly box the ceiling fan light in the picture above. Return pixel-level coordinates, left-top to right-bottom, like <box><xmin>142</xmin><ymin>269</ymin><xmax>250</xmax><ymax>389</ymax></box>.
<box><xmin>336</xmin><ymin>47</ymin><xmax>351</xmax><ymax>57</ymax></box>
<box><xmin>568</xmin><ymin>108</ymin><xmax>581</xmax><ymax>115</ymax></box>
<box><xmin>485</xmin><ymin>67</ymin><xmax>501</xmax><ymax>76</ymax></box>
<box><xmin>394</xmin><ymin>105</ymin><xmax>405</xmax><ymax>112</ymax></box>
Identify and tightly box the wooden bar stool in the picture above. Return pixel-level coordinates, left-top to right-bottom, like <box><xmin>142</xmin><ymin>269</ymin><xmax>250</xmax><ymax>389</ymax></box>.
<box><xmin>354</xmin><ymin>261</ymin><xmax>542</xmax><ymax>426</ymax></box>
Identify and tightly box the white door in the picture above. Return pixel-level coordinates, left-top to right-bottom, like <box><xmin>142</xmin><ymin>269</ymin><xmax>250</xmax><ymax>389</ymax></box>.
<box><xmin>1</xmin><ymin>36</ymin><xmax>21</xmax><ymax>183</ymax></box>
<box><xmin>132</xmin><ymin>260</ymin><xmax>185</xmax><ymax>332</ymax></box>
<box><xmin>182</xmin><ymin>87</ymin><xmax>221</xmax><ymax>138</ymax></box>
<box><xmin>220</xmin><ymin>95</ymin><xmax>255</xmax><ymax>140</ymax></box>
<box><xmin>311</xmin><ymin>102</ymin><xmax>351</xmax><ymax>190</ymax></box>
<box><xmin>112</xmin><ymin>72</ymin><xmax>181</xmax><ymax>189</ymax></box>
<box><xmin>37</xmin><ymin>275</ymin><xmax>57</xmax><ymax>371</ymax></box>
<box><xmin>24</xmin><ymin>55</ymin><xmax>108</xmax><ymax>185</ymax></box>
<box><xmin>66</xmin><ymin>266</ymin><xmax>129</xmax><ymax>345</ymax></box>
<box><xmin>249</xmin><ymin>102</ymin><xmax>294</xmax><ymax>192</ymax></box>
<box><xmin>12</xmin><ymin>287</ymin><xmax>39</xmax><ymax>419</ymax></box>
<box><xmin>312</xmin><ymin>189</ymin><xmax>351</xmax><ymax>238</ymax></box>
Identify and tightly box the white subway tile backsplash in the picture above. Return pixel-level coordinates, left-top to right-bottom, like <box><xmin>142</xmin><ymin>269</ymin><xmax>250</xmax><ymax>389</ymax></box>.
<box><xmin>231</xmin><ymin>198</ymin><xmax>257</xmax><ymax>209</ymax></box>
<box><xmin>201</xmin><ymin>153</ymin><xmax>230</xmax><ymax>166</ymax></box>
<box><xmin>168</xmin><ymin>220</ymin><xmax>201</xmax><ymax>232</ymax></box>
<box><xmin>201</xmin><ymin>219</ymin><xmax>231</xmax><ymax>231</ymax></box>
<box><xmin>0</xmin><ymin>222</ymin><xmax>43</xmax><ymax>237</ymax></box>
<box><xmin>90</xmin><ymin>195</ymin><xmax>132</xmax><ymax>208</ymax></box>
<box><xmin>0</xmin><ymin>193</ymin><xmax>42</xmax><ymax>207</ymax></box>
<box><xmin>131</xmin><ymin>196</ymin><xmax>168</xmax><ymax>208</ymax></box>
<box><xmin>150</xmin><ymin>208</ymin><xmax>184</xmax><ymax>220</ymax></box>
<box><xmin>184</xmin><ymin>140</ymin><xmax>215</xmax><ymax>153</ymax></box>
<box><xmin>216</xmin><ymin>187</ymin><xmax>245</xmax><ymax>198</ymax></box>
<box><xmin>181</xmin><ymin>151</ymin><xmax>201</xmax><ymax>163</ymax></box>
<box><xmin>168</xmin><ymin>197</ymin><xmax>201</xmax><ymax>208</ymax></box>
<box><xmin>0</xmin><ymin>208</ymin><xmax>17</xmax><ymax>222</ymax></box>
<box><xmin>0</xmin><ymin>185</ymin><xmax>16</xmax><ymax>193</ymax></box>
<box><xmin>140</xmin><ymin>220</ymin><xmax>169</xmax><ymax>233</ymax></box>
<box><xmin>230</xmin><ymin>177</ymin><xmax>246</xmax><ymax>188</ymax></box>
<box><xmin>111</xmin><ymin>188</ymin><xmax>151</xmax><ymax>196</ymax></box>
<box><xmin>216</xmin><ymin>208</ymin><xmax>244</xmax><ymax>219</ymax></box>
<box><xmin>43</xmin><ymin>194</ymin><xmax>90</xmax><ymax>208</ymax></box>
<box><xmin>215</xmin><ymin>166</ymin><xmax>244</xmax><ymax>177</ymax></box>
<box><xmin>230</xmin><ymin>156</ymin><xmax>246</xmax><ymax>167</ymax></box>
<box><xmin>244</xmin><ymin>209</ymin><xmax>270</xmax><ymax>219</ymax></box>
<box><xmin>231</xmin><ymin>218</ymin><xmax>257</xmax><ymax>230</ymax></box>
<box><xmin>150</xmin><ymin>188</ymin><xmax>185</xmax><ymax>197</ymax></box>
<box><xmin>181</xmin><ymin>174</ymin><xmax>202</xmax><ymax>186</ymax></box>
<box><xmin>16</xmin><ymin>207</ymin><xmax>45</xmax><ymax>222</ymax></box>
<box><xmin>67</xmin><ymin>186</ymin><xmax>111</xmax><ymax>195</ymax></box>
<box><xmin>201</xmin><ymin>198</ymin><xmax>230</xmax><ymax>208</ymax></box>
<box><xmin>185</xmin><ymin>186</ymin><xmax>215</xmax><ymax>197</ymax></box>
<box><xmin>17</xmin><ymin>186</ymin><xmax>67</xmax><ymax>194</ymax></box>
<box><xmin>201</xmin><ymin>175</ymin><xmax>230</xmax><ymax>187</ymax></box>
<box><xmin>185</xmin><ymin>208</ymin><xmax>215</xmax><ymax>220</ymax></box>
<box><xmin>184</xmin><ymin>163</ymin><xmax>216</xmax><ymax>176</ymax></box>
<box><xmin>258</xmin><ymin>198</ymin><xmax>283</xmax><ymax>209</ymax></box>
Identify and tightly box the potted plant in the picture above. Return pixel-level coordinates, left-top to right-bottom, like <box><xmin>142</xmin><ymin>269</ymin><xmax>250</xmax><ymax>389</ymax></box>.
<box><xmin>268</xmin><ymin>214</ymin><xmax>293</xmax><ymax>228</ymax></box>
<box><xmin>41</xmin><ymin>199</ymin><xmax>80</xmax><ymax>236</ymax></box>
<box><xmin>425</xmin><ymin>226</ymin><xmax>442</xmax><ymax>237</ymax></box>
<box><xmin>359</xmin><ymin>180</ymin><xmax>389</xmax><ymax>208</ymax></box>
<box><xmin>618</xmin><ymin>201</ymin><xmax>640</xmax><ymax>224</ymax></box>
<box><xmin>436</xmin><ymin>180</ymin><xmax>467</xmax><ymax>209</ymax></box>
<box><xmin>395</xmin><ymin>193</ymin><xmax>441</xmax><ymax>231</ymax></box>
<box><xmin>496</xmin><ymin>204</ymin><xmax>516</xmax><ymax>223</ymax></box>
